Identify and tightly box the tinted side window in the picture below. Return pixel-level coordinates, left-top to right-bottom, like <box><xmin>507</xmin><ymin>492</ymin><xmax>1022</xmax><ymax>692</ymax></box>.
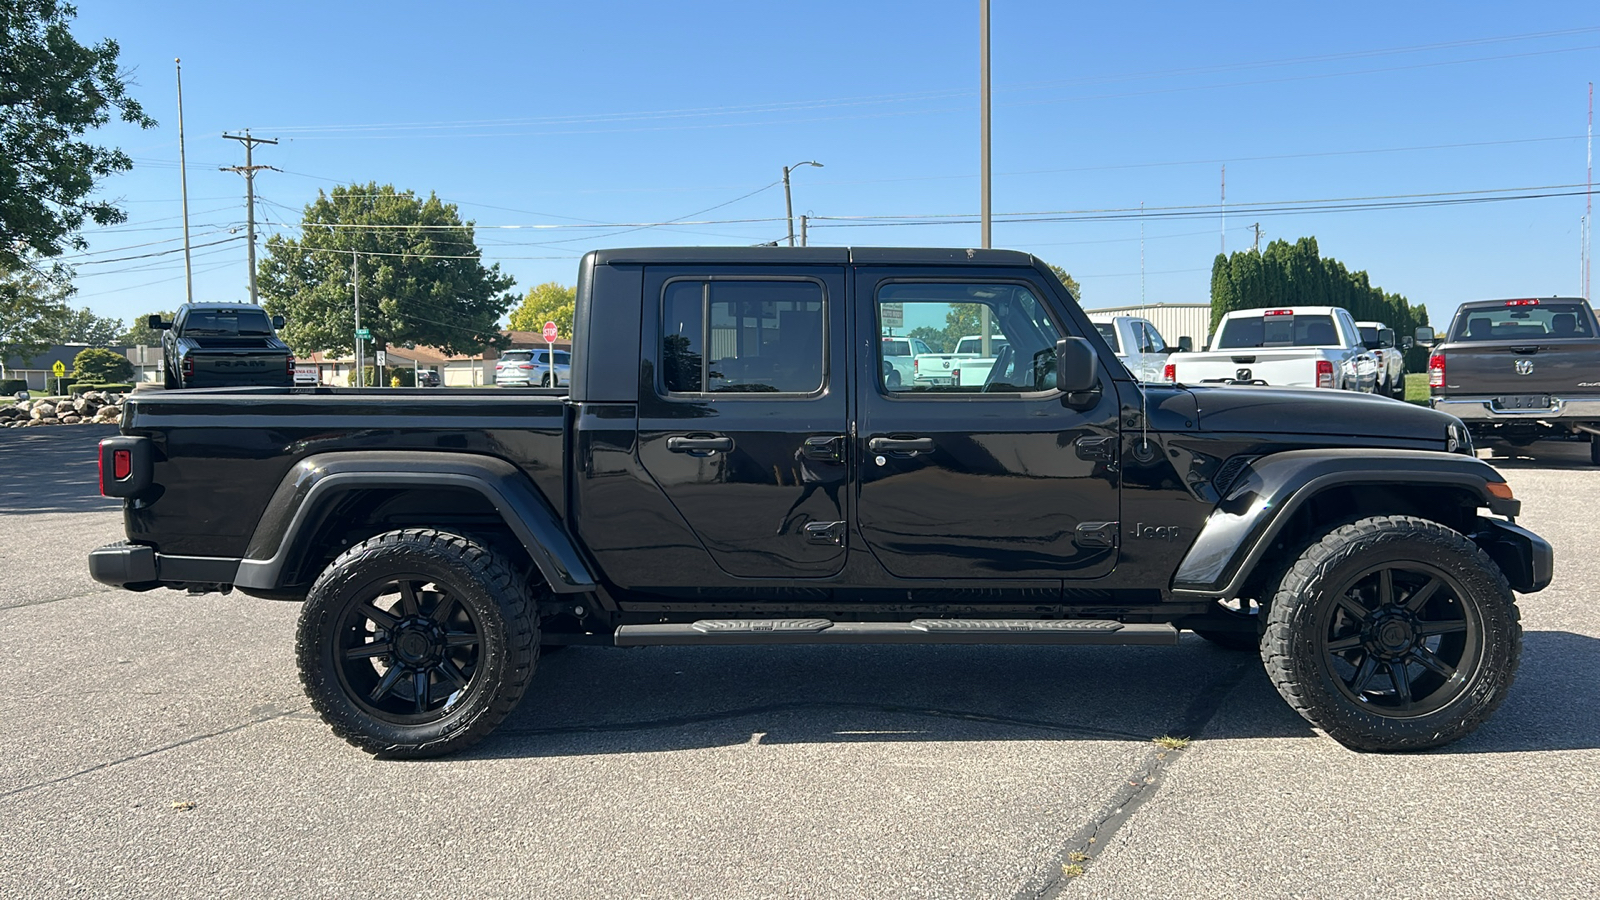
<box><xmin>662</xmin><ymin>280</ymin><xmax>825</xmax><ymax>394</ymax></box>
<box><xmin>876</xmin><ymin>282</ymin><xmax>1061</xmax><ymax>394</ymax></box>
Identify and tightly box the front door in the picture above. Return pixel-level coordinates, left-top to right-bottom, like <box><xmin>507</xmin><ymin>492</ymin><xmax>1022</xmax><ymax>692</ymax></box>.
<box><xmin>854</xmin><ymin>270</ymin><xmax>1121</xmax><ymax>580</ymax></box>
<box><xmin>636</xmin><ymin>266</ymin><xmax>850</xmax><ymax>579</ymax></box>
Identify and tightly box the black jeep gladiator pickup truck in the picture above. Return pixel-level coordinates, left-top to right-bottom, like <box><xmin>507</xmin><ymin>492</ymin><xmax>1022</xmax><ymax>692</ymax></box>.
<box><xmin>1421</xmin><ymin>297</ymin><xmax>1600</xmax><ymax>463</ymax></box>
<box><xmin>89</xmin><ymin>247</ymin><xmax>1551</xmax><ymax>758</ymax></box>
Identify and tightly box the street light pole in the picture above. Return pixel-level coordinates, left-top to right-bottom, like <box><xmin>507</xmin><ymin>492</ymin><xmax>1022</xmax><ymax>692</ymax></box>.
<box><xmin>783</xmin><ymin>161</ymin><xmax>823</xmax><ymax>247</ymax></box>
<box><xmin>978</xmin><ymin>0</ymin><xmax>993</xmax><ymax>356</ymax></box>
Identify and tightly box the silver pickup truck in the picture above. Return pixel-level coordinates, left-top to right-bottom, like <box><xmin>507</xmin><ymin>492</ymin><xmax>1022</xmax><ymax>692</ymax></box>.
<box><xmin>1422</xmin><ymin>296</ymin><xmax>1600</xmax><ymax>463</ymax></box>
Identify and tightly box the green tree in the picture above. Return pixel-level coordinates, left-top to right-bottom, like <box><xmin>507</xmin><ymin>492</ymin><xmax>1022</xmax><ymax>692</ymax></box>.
<box><xmin>0</xmin><ymin>264</ymin><xmax>72</xmax><ymax>377</ymax></box>
<box><xmin>70</xmin><ymin>346</ymin><xmax>130</xmax><ymax>383</ymax></box>
<box><xmin>117</xmin><ymin>310</ymin><xmax>174</xmax><ymax>347</ymax></box>
<box><xmin>906</xmin><ymin>326</ymin><xmax>947</xmax><ymax>353</ymax></box>
<box><xmin>0</xmin><ymin>1</ymin><xmax>155</xmax><ymax>270</ymax></box>
<box><xmin>942</xmin><ymin>303</ymin><xmax>983</xmax><ymax>351</ymax></box>
<box><xmin>507</xmin><ymin>282</ymin><xmax>575</xmax><ymax>338</ymax></box>
<box><xmin>258</xmin><ymin>183</ymin><xmax>517</xmax><ymax>357</ymax></box>
<box><xmin>1046</xmin><ymin>264</ymin><xmax>1082</xmax><ymax>300</ymax></box>
<box><xmin>49</xmin><ymin>306</ymin><xmax>122</xmax><ymax>347</ymax></box>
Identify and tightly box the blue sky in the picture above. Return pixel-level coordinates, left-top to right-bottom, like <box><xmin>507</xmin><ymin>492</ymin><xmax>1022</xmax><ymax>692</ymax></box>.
<box><xmin>61</xmin><ymin>1</ymin><xmax>1599</xmax><ymax>330</ymax></box>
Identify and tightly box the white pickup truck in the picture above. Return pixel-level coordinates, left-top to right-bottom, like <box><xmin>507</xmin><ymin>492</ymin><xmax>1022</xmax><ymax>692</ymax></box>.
<box><xmin>912</xmin><ymin>333</ymin><xmax>1009</xmax><ymax>387</ymax></box>
<box><xmin>1088</xmin><ymin>315</ymin><xmax>1185</xmax><ymax>382</ymax></box>
<box><xmin>1167</xmin><ymin>306</ymin><xmax>1380</xmax><ymax>392</ymax></box>
<box><xmin>880</xmin><ymin>335</ymin><xmax>935</xmax><ymax>389</ymax></box>
<box><xmin>1355</xmin><ymin>320</ymin><xmax>1408</xmax><ymax>399</ymax></box>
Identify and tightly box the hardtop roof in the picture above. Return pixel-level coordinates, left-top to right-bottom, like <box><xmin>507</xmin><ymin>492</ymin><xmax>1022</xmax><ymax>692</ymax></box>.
<box><xmin>589</xmin><ymin>246</ymin><xmax>1038</xmax><ymax>267</ymax></box>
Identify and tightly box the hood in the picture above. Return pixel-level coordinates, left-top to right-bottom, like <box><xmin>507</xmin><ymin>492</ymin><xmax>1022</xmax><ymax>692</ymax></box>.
<box><xmin>1183</xmin><ymin>384</ymin><xmax>1455</xmax><ymax>443</ymax></box>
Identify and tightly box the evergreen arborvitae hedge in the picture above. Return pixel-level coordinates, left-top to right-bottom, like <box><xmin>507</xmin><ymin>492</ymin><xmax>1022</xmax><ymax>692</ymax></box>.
<box><xmin>1209</xmin><ymin>237</ymin><xmax>1430</xmax><ymax>371</ymax></box>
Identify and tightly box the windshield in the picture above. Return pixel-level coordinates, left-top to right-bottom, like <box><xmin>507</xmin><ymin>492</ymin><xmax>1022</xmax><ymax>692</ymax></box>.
<box><xmin>1449</xmin><ymin>303</ymin><xmax>1595</xmax><ymax>342</ymax></box>
<box><xmin>183</xmin><ymin>309</ymin><xmax>274</xmax><ymax>335</ymax></box>
<box><xmin>1215</xmin><ymin>314</ymin><xmax>1339</xmax><ymax>349</ymax></box>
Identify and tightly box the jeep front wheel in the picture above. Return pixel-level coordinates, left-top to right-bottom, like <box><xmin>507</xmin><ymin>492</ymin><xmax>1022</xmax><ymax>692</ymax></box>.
<box><xmin>297</xmin><ymin>529</ymin><xmax>537</xmax><ymax>758</ymax></box>
<box><xmin>1262</xmin><ymin>515</ymin><xmax>1520</xmax><ymax>752</ymax></box>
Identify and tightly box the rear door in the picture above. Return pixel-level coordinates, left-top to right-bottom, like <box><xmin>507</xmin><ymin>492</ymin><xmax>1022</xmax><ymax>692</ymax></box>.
<box><xmin>854</xmin><ymin>268</ymin><xmax>1121</xmax><ymax>580</ymax></box>
<box><xmin>636</xmin><ymin>266</ymin><xmax>850</xmax><ymax>578</ymax></box>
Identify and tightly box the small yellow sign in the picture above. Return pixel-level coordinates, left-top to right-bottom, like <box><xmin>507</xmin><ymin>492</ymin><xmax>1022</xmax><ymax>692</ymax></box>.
<box><xmin>51</xmin><ymin>361</ymin><xmax>66</xmax><ymax>377</ymax></box>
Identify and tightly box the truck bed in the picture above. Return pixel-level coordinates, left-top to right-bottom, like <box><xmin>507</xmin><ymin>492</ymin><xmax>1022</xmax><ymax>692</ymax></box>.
<box><xmin>119</xmin><ymin>386</ymin><xmax>568</xmax><ymax>558</ymax></box>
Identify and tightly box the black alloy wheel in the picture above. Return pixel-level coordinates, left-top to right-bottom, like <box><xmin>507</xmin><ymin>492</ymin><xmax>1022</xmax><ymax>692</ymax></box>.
<box><xmin>298</xmin><ymin>529</ymin><xmax>537</xmax><ymax>757</ymax></box>
<box><xmin>1263</xmin><ymin>515</ymin><xmax>1520</xmax><ymax>752</ymax></box>
<box><xmin>1313</xmin><ymin>563</ymin><xmax>1481</xmax><ymax>719</ymax></box>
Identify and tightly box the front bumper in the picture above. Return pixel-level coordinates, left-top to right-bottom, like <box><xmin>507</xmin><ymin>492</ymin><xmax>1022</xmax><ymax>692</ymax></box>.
<box><xmin>1472</xmin><ymin>517</ymin><xmax>1554</xmax><ymax>594</ymax></box>
<box><xmin>89</xmin><ymin>542</ymin><xmax>240</xmax><ymax>590</ymax></box>
<box><xmin>1433</xmin><ymin>396</ymin><xmax>1600</xmax><ymax>422</ymax></box>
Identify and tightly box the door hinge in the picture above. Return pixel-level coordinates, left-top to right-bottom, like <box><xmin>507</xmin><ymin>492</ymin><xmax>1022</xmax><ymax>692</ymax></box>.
<box><xmin>802</xmin><ymin>435</ymin><xmax>846</xmax><ymax>463</ymax></box>
<box><xmin>803</xmin><ymin>520</ymin><xmax>847</xmax><ymax>546</ymax></box>
<box><xmin>1075</xmin><ymin>521</ymin><xmax>1120</xmax><ymax>548</ymax></box>
<box><xmin>1074</xmin><ymin>435</ymin><xmax>1117</xmax><ymax>461</ymax></box>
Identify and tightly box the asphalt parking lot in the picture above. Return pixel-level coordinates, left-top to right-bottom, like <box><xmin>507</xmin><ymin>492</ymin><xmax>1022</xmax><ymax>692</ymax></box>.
<box><xmin>1</xmin><ymin>428</ymin><xmax>1596</xmax><ymax>899</ymax></box>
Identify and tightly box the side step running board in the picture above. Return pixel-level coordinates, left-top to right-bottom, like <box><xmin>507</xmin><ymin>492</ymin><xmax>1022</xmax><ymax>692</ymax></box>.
<box><xmin>614</xmin><ymin>618</ymin><xmax>1179</xmax><ymax>647</ymax></box>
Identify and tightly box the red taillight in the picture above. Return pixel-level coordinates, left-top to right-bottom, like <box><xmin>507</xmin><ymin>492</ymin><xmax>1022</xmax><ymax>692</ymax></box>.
<box><xmin>952</xmin><ymin>368</ymin><xmax>962</xmax><ymax>387</ymax></box>
<box><xmin>1163</xmin><ymin>363</ymin><xmax>1176</xmax><ymax>381</ymax></box>
<box><xmin>182</xmin><ymin>357</ymin><xmax>194</xmax><ymax>377</ymax></box>
<box><xmin>1264</xmin><ymin>309</ymin><xmax>1294</xmax><ymax>317</ymax></box>
<box><xmin>287</xmin><ymin>356</ymin><xmax>296</xmax><ymax>376</ymax></box>
<box><xmin>913</xmin><ymin>359</ymin><xmax>920</xmax><ymax>372</ymax></box>
<box><xmin>1505</xmin><ymin>298</ymin><xmax>1540</xmax><ymax>306</ymax></box>
<box><xmin>113</xmin><ymin>450</ymin><xmax>131</xmax><ymax>480</ymax></box>
<box><xmin>1429</xmin><ymin>354</ymin><xmax>1446</xmax><ymax>388</ymax></box>
<box><xmin>1315</xmin><ymin>360</ymin><xmax>1334</xmax><ymax>388</ymax></box>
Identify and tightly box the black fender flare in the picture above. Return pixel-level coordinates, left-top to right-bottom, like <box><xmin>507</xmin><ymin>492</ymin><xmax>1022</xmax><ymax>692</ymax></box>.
<box><xmin>1171</xmin><ymin>449</ymin><xmax>1524</xmax><ymax>597</ymax></box>
<box><xmin>232</xmin><ymin>451</ymin><xmax>596</xmax><ymax>594</ymax></box>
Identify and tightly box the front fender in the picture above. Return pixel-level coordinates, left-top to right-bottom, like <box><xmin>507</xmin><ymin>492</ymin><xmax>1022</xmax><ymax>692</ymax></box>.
<box><xmin>233</xmin><ymin>451</ymin><xmax>596</xmax><ymax>594</ymax></box>
<box><xmin>1171</xmin><ymin>449</ymin><xmax>1518</xmax><ymax>597</ymax></box>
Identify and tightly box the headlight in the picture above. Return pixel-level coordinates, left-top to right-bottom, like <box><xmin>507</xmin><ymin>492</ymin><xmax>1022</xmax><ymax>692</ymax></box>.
<box><xmin>1446</xmin><ymin>421</ymin><xmax>1473</xmax><ymax>455</ymax></box>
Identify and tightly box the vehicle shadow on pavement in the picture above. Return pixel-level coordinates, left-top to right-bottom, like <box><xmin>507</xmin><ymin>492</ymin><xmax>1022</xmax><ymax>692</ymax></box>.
<box><xmin>464</xmin><ymin>642</ymin><xmax>1319</xmax><ymax>759</ymax></box>
<box><xmin>456</xmin><ymin>630</ymin><xmax>1597</xmax><ymax>759</ymax></box>
<box><xmin>0</xmin><ymin>426</ymin><xmax>120</xmax><ymax>514</ymax></box>
<box><xmin>1477</xmin><ymin>442</ymin><xmax>1594</xmax><ymax>470</ymax></box>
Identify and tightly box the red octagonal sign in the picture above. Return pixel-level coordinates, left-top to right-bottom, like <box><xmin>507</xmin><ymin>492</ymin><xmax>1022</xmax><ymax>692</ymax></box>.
<box><xmin>542</xmin><ymin>321</ymin><xmax>558</xmax><ymax>342</ymax></box>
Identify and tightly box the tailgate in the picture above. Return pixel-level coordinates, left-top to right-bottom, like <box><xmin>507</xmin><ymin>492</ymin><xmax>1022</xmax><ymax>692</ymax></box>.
<box><xmin>190</xmin><ymin>349</ymin><xmax>290</xmax><ymax>384</ymax></box>
<box><xmin>1173</xmin><ymin>350</ymin><xmax>1325</xmax><ymax>386</ymax></box>
<box><xmin>1438</xmin><ymin>340</ymin><xmax>1600</xmax><ymax>396</ymax></box>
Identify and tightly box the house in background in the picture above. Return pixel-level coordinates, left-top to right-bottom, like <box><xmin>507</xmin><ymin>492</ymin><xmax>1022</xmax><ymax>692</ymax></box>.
<box><xmin>3</xmin><ymin>344</ymin><xmax>130</xmax><ymax>391</ymax></box>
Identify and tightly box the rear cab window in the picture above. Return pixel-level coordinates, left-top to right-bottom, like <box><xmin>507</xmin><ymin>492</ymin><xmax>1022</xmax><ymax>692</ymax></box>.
<box><xmin>1094</xmin><ymin>322</ymin><xmax>1120</xmax><ymax>353</ymax></box>
<box><xmin>1216</xmin><ymin>311</ymin><xmax>1341</xmax><ymax>349</ymax></box>
<box><xmin>1450</xmin><ymin>301</ymin><xmax>1596</xmax><ymax>341</ymax></box>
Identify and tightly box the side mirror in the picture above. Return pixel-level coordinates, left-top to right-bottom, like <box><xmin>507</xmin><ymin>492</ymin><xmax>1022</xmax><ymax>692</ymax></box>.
<box><xmin>148</xmin><ymin>315</ymin><xmax>170</xmax><ymax>330</ymax></box>
<box><xmin>271</xmin><ymin>314</ymin><xmax>286</xmax><ymax>329</ymax></box>
<box><xmin>1055</xmin><ymin>337</ymin><xmax>1098</xmax><ymax>394</ymax></box>
<box><xmin>1401</xmin><ymin>337</ymin><xmax>1415</xmax><ymax>350</ymax></box>
<box><xmin>1414</xmin><ymin>326</ymin><xmax>1435</xmax><ymax>345</ymax></box>
<box><xmin>1177</xmin><ymin>336</ymin><xmax>1194</xmax><ymax>353</ymax></box>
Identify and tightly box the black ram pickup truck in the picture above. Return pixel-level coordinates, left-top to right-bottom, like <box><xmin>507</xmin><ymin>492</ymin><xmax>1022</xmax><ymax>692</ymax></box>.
<box><xmin>152</xmin><ymin>303</ymin><xmax>295</xmax><ymax>389</ymax></box>
<box><xmin>90</xmin><ymin>247</ymin><xmax>1551</xmax><ymax>758</ymax></box>
<box><xmin>1422</xmin><ymin>297</ymin><xmax>1600</xmax><ymax>463</ymax></box>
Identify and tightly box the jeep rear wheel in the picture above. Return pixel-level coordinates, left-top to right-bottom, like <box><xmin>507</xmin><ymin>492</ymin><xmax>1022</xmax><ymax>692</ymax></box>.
<box><xmin>1263</xmin><ymin>515</ymin><xmax>1520</xmax><ymax>752</ymax></box>
<box><xmin>297</xmin><ymin>529</ymin><xmax>537</xmax><ymax>758</ymax></box>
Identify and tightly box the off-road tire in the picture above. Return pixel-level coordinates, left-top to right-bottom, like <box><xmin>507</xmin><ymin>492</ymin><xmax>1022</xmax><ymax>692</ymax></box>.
<box><xmin>297</xmin><ymin>528</ymin><xmax>537</xmax><ymax>758</ymax></box>
<box><xmin>1262</xmin><ymin>515</ymin><xmax>1520</xmax><ymax>752</ymax></box>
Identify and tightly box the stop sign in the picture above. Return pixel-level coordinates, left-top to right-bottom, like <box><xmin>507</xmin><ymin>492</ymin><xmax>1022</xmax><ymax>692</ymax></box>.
<box><xmin>542</xmin><ymin>321</ymin><xmax>558</xmax><ymax>343</ymax></box>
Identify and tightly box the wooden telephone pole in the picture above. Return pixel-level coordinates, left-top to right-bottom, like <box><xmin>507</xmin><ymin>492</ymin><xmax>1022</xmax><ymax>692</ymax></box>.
<box><xmin>221</xmin><ymin>131</ymin><xmax>279</xmax><ymax>304</ymax></box>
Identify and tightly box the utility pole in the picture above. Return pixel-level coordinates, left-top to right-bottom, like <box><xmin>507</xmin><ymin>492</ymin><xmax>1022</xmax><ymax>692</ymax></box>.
<box><xmin>1253</xmin><ymin>222</ymin><xmax>1262</xmax><ymax>253</ymax></box>
<box><xmin>1585</xmin><ymin>81</ymin><xmax>1592</xmax><ymax>301</ymax></box>
<box><xmin>352</xmin><ymin>251</ymin><xmax>364</xmax><ymax>388</ymax></box>
<box><xmin>783</xmin><ymin>161</ymin><xmax>823</xmax><ymax>247</ymax></box>
<box><xmin>1139</xmin><ymin>201</ymin><xmax>1145</xmax><ymax>309</ymax></box>
<box><xmin>221</xmin><ymin>131</ymin><xmax>279</xmax><ymax>304</ymax></box>
<box><xmin>799</xmin><ymin>214</ymin><xmax>808</xmax><ymax>247</ymax></box>
<box><xmin>176</xmin><ymin>59</ymin><xmax>193</xmax><ymax>303</ymax></box>
<box><xmin>1220</xmin><ymin>165</ymin><xmax>1227</xmax><ymax>256</ymax></box>
<box><xmin>978</xmin><ymin>0</ymin><xmax>992</xmax><ymax>357</ymax></box>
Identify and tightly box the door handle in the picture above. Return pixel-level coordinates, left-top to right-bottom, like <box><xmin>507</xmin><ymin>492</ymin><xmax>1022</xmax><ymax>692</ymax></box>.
<box><xmin>868</xmin><ymin>436</ymin><xmax>935</xmax><ymax>454</ymax></box>
<box><xmin>667</xmin><ymin>435</ymin><xmax>733</xmax><ymax>454</ymax></box>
